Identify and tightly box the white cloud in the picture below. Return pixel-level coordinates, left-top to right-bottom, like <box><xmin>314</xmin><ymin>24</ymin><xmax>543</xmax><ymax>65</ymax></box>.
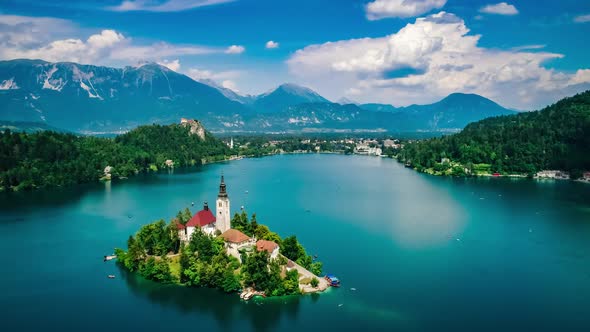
<box><xmin>107</xmin><ymin>0</ymin><xmax>235</xmax><ymax>12</ymax></box>
<box><xmin>479</xmin><ymin>2</ymin><xmax>518</xmax><ymax>15</ymax></box>
<box><xmin>0</xmin><ymin>28</ymin><xmax>127</xmax><ymax>63</ymax></box>
<box><xmin>221</xmin><ymin>80</ymin><xmax>238</xmax><ymax>91</ymax></box>
<box><xmin>0</xmin><ymin>15</ymin><xmax>77</xmax><ymax>50</ymax></box>
<box><xmin>365</xmin><ymin>0</ymin><xmax>446</xmax><ymax>20</ymax></box>
<box><xmin>510</xmin><ymin>44</ymin><xmax>545</xmax><ymax>51</ymax></box>
<box><xmin>0</xmin><ymin>15</ymin><xmax>242</xmax><ymax>66</ymax></box>
<box><xmin>157</xmin><ymin>59</ymin><xmax>181</xmax><ymax>71</ymax></box>
<box><xmin>569</xmin><ymin>69</ymin><xmax>590</xmax><ymax>85</ymax></box>
<box><xmin>187</xmin><ymin>67</ymin><xmax>240</xmax><ymax>81</ymax></box>
<box><xmin>574</xmin><ymin>14</ymin><xmax>590</xmax><ymax>23</ymax></box>
<box><xmin>265</xmin><ymin>40</ymin><xmax>279</xmax><ymax>49</ymax></box>
<box><xmin>287</xmin><ymin>11</ymin><xmax>590</xmax><ymax>110</ymax></box>
<box><xmin>186</xmin><ymin>67</ymin><xmax>242</xmax><ymax>91</ymax></box>
<box><xmin>225</xmin><ymin>45</ymin><xmax>245</xmax><ymax>54</ymax></box>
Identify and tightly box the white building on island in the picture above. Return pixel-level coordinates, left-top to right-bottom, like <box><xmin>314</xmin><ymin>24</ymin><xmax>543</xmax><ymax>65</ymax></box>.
<box><xmin>177</xmin><ymin>176</ymin><xmax>232</xmax><ymax>240</ymax></box>
<box><xmin>176</xmin><ymin>176</ymin><xmax>283</xmax><ymax>264</ymax></box>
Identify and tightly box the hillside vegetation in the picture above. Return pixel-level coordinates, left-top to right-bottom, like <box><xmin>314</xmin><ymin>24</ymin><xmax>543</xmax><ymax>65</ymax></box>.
<box><xmin>0</xmin><ymin>123</ymin><xmax>229</xmax><ymax>191</ymax></box>
<box><xmin>399</xmin><ymin>91</ymin><xmax>590</xmax><ymax>177</ymax></box>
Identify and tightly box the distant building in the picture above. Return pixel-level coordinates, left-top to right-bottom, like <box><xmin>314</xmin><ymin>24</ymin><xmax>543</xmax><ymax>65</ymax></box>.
<box><xmin>536</xmin><ymin>170</ymin><xmax>570</xmax><ymax>179</ymax></box>
<box><xmin>383</xmin><ymin>139</ymin><xmax>395</xmax><ymax>148</ymax></box>
<box><xmin>180</xmin><ymin>118</ymin><xmax>206</xmax><ymax>140</ymax></box>
<box><xmin>256</xmin><ymin>240</ymin><xmax>279</xmax><ymax>260</ymax></box>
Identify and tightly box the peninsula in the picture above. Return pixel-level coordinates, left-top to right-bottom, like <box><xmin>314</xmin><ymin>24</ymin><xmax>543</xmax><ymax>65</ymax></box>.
<box><xmin>114</xmin><ymin>176</ymin><xmax>328</xmax><ymax>298</ymax></box>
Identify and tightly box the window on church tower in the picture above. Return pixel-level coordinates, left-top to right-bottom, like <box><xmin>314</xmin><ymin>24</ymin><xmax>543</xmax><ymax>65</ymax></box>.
<box><xmin>219</xmin><ymin>202</ymin><xmax>222</xmax><ymax>207</ymax></box>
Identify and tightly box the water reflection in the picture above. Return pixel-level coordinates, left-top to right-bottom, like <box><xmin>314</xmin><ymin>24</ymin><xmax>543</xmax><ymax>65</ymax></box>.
<box><xmin>118</xmin><ymin>266</ymin><xmax>301</xmax><ymax>332</ymax></box>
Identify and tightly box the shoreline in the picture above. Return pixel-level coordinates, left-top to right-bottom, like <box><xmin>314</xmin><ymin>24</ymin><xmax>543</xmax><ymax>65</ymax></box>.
<box><xmin>399</xmin><ymin>161</ymin><xmax>589</xmax><ymax>183</ymax></box>
<box><xmin>4</xmin><ymin>151</ymin><xmax>587</xmax><ymax>193</ymax></box>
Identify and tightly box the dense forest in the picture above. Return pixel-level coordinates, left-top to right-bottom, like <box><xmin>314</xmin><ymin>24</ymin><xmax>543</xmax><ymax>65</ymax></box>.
<box><xmin>115</xmin><ymin>208</ymin><xmax>322</xmax><ymax>296</ymax></box>
<box><xmin>399</xmin><ymin>91</ymin><xmax>590</xmax><ymax>177</ymax></box>
<box><xmin>0</xmin><ymin>123</ymin><xmax>230</xmax><ymax>191</ymax></box>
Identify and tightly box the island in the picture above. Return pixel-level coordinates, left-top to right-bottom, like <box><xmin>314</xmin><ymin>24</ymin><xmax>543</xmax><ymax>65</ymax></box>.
<box><xmin>114</xmin><ymin>176</ymin><xmax>330</xmax><ymax>298</ymax></box>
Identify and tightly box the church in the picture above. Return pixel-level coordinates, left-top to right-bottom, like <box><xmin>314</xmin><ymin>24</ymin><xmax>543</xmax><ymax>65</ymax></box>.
<box><xmin>177</xmin><ymin>175</ymin><xmax>231</xmax><ymax>241</ymax></box>
<box><xmin>177</xmin><ymin>175</ymin><xmax>280</xmax><ymax>263</ymax></box>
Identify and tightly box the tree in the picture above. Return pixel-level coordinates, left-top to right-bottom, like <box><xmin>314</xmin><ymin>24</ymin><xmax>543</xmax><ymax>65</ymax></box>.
<box><xmin>282</xmin><ymin>236</ymin><xmax>305</xmax><ymax>262</ymax></box>
<box><xmin>249</xmin><ymin>213</ymin><xmax>259</xmax><ymax>236</ymax></box>
<box><xmin>310</xmin><ymin>261</ymin><xmax>323</xmax><ymax>276</ymax></box>
<box><xmin>310</xmin><ymin>277</ymin><xmax>319</xmax><ymax>288</ymax></box>
<box><xmin>283</xmin><ymin>269</ymin><xmax>300</xmax><ymax>295</ymax></box>
<box><xmin>221</xmin><ymin>267</ymin><xmax>241</xmax><ymax>293</ymax></box>
<box><xmin>179</xmin><ymin>244</ymin><xmax>191</xmax><ymax>283</ymax></box>
<box><xmin>243</xmin><ymin>250</ymin><xmax>270</xmax><ymax>290</ymax></box>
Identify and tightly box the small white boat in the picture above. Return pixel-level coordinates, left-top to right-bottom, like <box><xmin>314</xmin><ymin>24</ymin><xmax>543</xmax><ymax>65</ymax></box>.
<box><xmin>104</xmin><ymin>255</ymin><xmax>117</xmax><ymax>262</ymax></box>
<box><xmin>108</xmin><ymin>275</ymin><xmax>115</xmax><ymax>279</ymax></box>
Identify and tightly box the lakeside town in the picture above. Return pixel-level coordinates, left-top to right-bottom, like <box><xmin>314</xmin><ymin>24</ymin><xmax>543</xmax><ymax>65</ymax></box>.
<box><xmin>221</xmin><ymin>135</ymin><xmax>590</xmax><ymax>182</ymax></box>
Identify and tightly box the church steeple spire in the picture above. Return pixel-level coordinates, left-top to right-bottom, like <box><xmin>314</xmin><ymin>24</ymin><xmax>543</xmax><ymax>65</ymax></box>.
<box><xmin>218</xmin><ymin>175</ymin><xmax>228</xmax><ymax>198</ymax></box>
<box><xmin>216</xmin><ymin>174</ymin><xmax>231</xmax><ymax>233</ymax></box>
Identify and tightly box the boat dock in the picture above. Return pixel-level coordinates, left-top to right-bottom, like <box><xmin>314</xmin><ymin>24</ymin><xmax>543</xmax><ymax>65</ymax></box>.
<box><xmin>240</xmin><ymin>288</ymin><xmax>266</xmax><ymax>301</ymax></box>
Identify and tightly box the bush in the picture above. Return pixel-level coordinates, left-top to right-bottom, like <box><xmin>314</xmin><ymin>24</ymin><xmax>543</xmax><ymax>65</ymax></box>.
<box><xmin>310</xmin><ymin>277</ymin><xmax>319</xmax><ymax>288</ymax></box>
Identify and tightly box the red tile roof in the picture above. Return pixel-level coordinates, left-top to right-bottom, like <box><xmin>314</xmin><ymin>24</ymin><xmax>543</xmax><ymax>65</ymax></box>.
<box><xmin>173</xmin><ymin>218</ymin><xmax>186</xmax><ymax>230</ymax></box>
<box><xmin>220</xmin><ymin>229</ymin><xmax>250</xmax><ymax>243</ymax></box>
<box><xmin>256</xmin><ymin>240</ymin><xmax>278</xmax><ymax>253</ymax></box>
<box><xmin>186</xmin><ymin>209</ymin><xmax>216</xmax><ymax>227</ymax></box>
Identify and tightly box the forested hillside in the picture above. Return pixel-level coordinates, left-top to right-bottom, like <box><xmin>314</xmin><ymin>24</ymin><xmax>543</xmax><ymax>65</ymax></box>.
<box><xmin>399</xmin><ymin>91</ymin><xmax>590</xmax><ymax>177</ymax></box>
<box><xmin>0</xmin><ymin>123</ymin><xmax>230</xmax><ymax>191</ymax></box>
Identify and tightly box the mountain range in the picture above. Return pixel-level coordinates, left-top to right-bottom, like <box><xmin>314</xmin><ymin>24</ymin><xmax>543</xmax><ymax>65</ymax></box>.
<box><xmin>0</xmin><ymin>59</ymin><xmax>516</xmax><ymax>134</ymax></box>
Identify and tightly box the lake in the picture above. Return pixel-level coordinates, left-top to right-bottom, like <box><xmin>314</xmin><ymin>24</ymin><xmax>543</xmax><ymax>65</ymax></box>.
<box><xmin>1</xmin><ymin>154</ymin><xmax>589</xmax><ymax>331</ymax></box>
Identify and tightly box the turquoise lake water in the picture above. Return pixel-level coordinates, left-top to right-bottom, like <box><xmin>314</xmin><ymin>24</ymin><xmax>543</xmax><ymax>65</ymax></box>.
<box><xmin>1</xmin><ymin>154</ymin><xmax>590</xmax><ymax>331</ymax></box>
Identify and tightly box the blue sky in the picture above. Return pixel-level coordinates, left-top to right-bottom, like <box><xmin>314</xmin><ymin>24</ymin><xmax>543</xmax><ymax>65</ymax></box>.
<box><xmin>0</xmin><ymin>0</ymin><xmax>589</xmax><ymax>109</ymax></box>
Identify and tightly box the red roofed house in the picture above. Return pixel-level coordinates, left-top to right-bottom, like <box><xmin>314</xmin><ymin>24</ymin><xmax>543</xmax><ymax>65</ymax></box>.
<box><xmin>220</xmin><ymin>229</ymin><xmax>255</xmax><ymax>262</ymax></box>
<box><xmin>256</xmin><ymin>240</ymin><xmax>280</xmax><ymax>260</ymax></box>
<box><xmin>186</xmin><ymin>202</ymin><xmax>217</xmax><ymax>237</ymax></box>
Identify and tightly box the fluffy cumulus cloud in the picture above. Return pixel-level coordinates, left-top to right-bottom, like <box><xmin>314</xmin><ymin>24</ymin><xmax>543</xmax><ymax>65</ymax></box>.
<box><xmin>366</xmin><ymin>0</ymin><xmax>446</xmax><ymax>20</ymax></box>
<box><xmin>287</xmin><ymin>11</ymin><xmax>590</xmax><ymax>109</ymax></box>
<box><xmin>0</xmin><ymin>15</ymin><xmax>240</xmax><ymax>66</ymax></box>
<box><xmin>225</xmin><ymin>45</ymin><xmax>245</xmax><ymax>54</ymax></box>
<box><xmin>265</xmin><ymin>40</ymin><xmax>279</xmax><ymax>49</ymax></box>
<box><xmin>574</xmin><ymin>14</ymin><xmax>590</xmax><ymax>23</ymax></box>
<box><xmin>107</xmin><ymin>0</ymin><xmax>235</xmax><ymax>12</ymax></box>
<box><xmin>479</xmin><ymin>2</ymin><xmax>519</xmax><ymax>15</ymax></box>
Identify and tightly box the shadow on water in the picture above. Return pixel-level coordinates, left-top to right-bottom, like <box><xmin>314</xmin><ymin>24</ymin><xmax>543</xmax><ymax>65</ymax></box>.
<box><xmin>0</xmin><ymin>165</ymin><xmax>213</xmax><ymax>214</ymax></box>
<box><xmin>118</xmin><ymin>265</ymin><xmax>301</xmax><ymax>332</ymax></box>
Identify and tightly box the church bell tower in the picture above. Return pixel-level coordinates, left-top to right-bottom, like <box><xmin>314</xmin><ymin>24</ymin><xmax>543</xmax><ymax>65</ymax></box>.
<box><xmin>216</xmin><ymin>175</ymin><xmax>231</xmax><ymax>233</ymax></box>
